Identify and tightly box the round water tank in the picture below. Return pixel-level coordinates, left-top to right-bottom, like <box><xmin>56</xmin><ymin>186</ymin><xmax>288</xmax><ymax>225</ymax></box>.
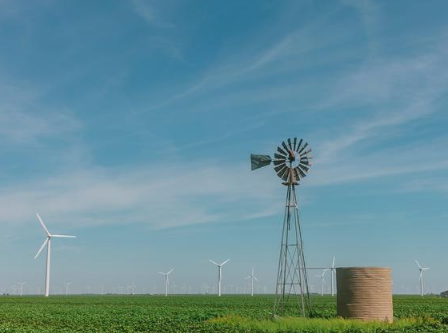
<box><xmin>336</xmin><ymin>267</ymin><xmax>393</xmax><ymax>322</ymax></box>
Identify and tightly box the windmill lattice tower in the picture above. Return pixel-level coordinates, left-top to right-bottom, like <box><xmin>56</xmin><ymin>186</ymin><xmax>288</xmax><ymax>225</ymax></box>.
<box><xmin>251</xmin><ymin>138</ymin><xmax>312</xmax><ymax>317</ymax></box>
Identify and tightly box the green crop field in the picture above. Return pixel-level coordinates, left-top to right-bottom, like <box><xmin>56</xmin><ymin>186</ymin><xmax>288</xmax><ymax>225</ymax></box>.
<box><xmin>0</xmin><ymin>295</ymin><xmax>446</xmax><ymax>332</ymax></box>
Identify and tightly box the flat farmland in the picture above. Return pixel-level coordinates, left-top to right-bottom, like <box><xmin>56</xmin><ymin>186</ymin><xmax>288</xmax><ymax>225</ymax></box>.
<box><xmin>0</xmin><ymin>295</ymin><xmax>447</xmax><ymax>332</ymax></box>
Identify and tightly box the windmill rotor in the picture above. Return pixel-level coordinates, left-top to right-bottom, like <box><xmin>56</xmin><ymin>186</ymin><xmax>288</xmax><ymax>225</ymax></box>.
<box><xmin>251</xmin><ymin>138</ymin><xmax>312</xmax><ymax>184</ymax></box>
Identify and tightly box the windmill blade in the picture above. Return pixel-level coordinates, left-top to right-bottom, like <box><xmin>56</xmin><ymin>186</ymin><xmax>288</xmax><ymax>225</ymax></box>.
<box><xmin>300</xmin><ymin>148</ymin><xmax>312</xmax><ymax>156</ymax></box>
<box><xmin>296</xmin><ymin>166</ymin><xmax>306</xmax><ymax>178</ymax></box>
<box><xmin>273</xmin><ymin>159</ymin><xmax>286</xmax><ymax>166</ymax></box>
<box><xmin>295</xmin><ymin>139</ymin><xmax>303</xmax><ymax>153</ymax></box>
<box><xmin>332</xmin><ymin>257</ymin><xmax>336</xmax><ymax>269</ymax></box>
<box><xmin>282</xmin><ymin>168</ymin><xmax>290</xmax><ymax>181</ymax></box>
<box><xmin>293</xmin><ymin>168</ymin><xmax>301</xmax><ymax>181</ymax></box>
<box><xmin>274</xmin><ymin>153</ymin><xmax>286</xmax><ymax>160</ymax></box>
<box><xmin>245</xmin><ymin>276</ymin><xmax>251</xmax><ymax>279</ymax></box>
<box><xmin>167</xmin><ymin>269</ymin><xmax>174</xmax><ymax>275</ymax></box>
<box><xmin>299</xmin><ymin>163</ymin><xmax>310</xmax><ymax>172</ymax></box>
<box><xmin>34</xmin><ymin>238</ymin><xmax>49</xmax><ymax>259</ymax></box>
<box><xmin>293</xmin><ymin>137</ymin><xmax>297</xmax><ymax>151</ymax></box>
<box><xmin>298</xmin><ymin>142</ymin><xmax>309</xmax><ymax>154</ymax></box>
<box><xmin>300</xmin><ymin>157</ymin><xmax>310</xmax><ymax>165</ymax></box>
<box><xmin>277</xmin><ymin>146</ymin><xmax>287</xmax><ymax>156</ymax></box>
<box><xmin>209</xmin><ymin>260</ymin><xmax>219</xmax><ymax>266</ymax></box>
<box><xmin>253</xmin><ymin>276</ymin><xmax>259</xmax><ymax>282</ymax></box>
<box><xmin>276</xmin><ymin>166</ymin><xmax>288</xmax><ymax>179</ymax></box>
<box><xmin>278</xmin><ymin>166</ymin><xmax>289</xmax><ymax>180</ymax></box>
<box><xmin>250</xmin><ymin>154</ymin><xmax>272</xmax><ymax>171</ymax></box>
<box><xmin>220</xmin><ymin>259</ymin><xmax>230</xmax><ymax>266</ymax></box>
<box><xmin>36</xmin><ymin>213</ymin><xmax>51</xmax><ymax>236</ymax></box>
<box><xmin>281</xmin><ymin>141</ymin><xmax>289</xmax><ymax>152</ymax></box>
<box><xmin>52</xmin><ymin>234</ymin><xmax>77</xmax><ymax>238</ymax></box>
<box><xmin>287</xmin><ymin>138</ymin><xmax>293</xmax><ymax>150</ymax></box>
<box><xmin>274</xmin><ymin>164</ymin><xmax>287</xmax><ymax>173</ymax></box>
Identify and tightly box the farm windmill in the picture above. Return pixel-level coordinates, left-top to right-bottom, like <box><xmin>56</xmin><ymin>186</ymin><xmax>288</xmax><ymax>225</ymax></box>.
<box><xmin>251</xmin><ymin>138</ymin><xmax>312</xmax><ymax>316</ymax></box>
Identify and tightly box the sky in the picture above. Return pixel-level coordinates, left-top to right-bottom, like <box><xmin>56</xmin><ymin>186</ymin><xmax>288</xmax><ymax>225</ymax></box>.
<box><xmin>0</xmin><ymin>0</ymin><xmax>448</xmax><ymax>296</ymax></box>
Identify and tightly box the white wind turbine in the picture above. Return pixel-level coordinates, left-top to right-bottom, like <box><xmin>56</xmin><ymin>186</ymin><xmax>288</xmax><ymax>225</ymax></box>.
<box><xmin>415</xmin><ymin>260</ymin><xmax>430</xmax><ymax>296</ymax></box>
<box><xmin>64</xmin><ymin>282</ymin><xmax>72</xmax><ymax>296</ymax></box>
<box><xmin>209</xmin><ymin>259</ymin><xmax>230</xmax><ymax>296</ymax></box>
<box><xmin>34</xmin><ymin>213</ymin><xmax>77</xmax><ymax>297</ymax></box>
<box><xmin>18</xmin><ymin>282</ymin><xmax>26</xmax><ymax>296</ymax></box>
<box><xmin>159</xmin><ymin>269</ymin><xmax>173</xmax><ymax>297</ymax></box>
<box><xmin>316</xmin><ymin>269</ymin><xmax>329</xmax><ymax>296</ymax></box>
<box><xmin>245</xmin><ymin>267</ymin><xmax>258</xmax><ymax>297</ymax></box>
<box><xmin>330</xmin><ymin>256</ymin><xmax>336</xmax><ymax>296</ymax></box>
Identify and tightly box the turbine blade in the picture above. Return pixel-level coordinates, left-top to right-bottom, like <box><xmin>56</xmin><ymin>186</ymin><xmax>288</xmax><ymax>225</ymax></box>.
<box><xmin>300</xmin><ymin>148</ymin><xmax>312</xmax><ymax>156</ymax></box>
<box><xmin>34</xmin><ymin>238</ymin><xmax>49</xmax><ymax>259</ymax></box>
<box><xmin>293</xmin><ymin>138</ymin><xmax>297</xmax><ymax>151</ymax></box>
<box><xmin>52</xmin><ymin>235</ymin><xmax>76</xmax><ymax>238</ymax></box>
<box><xmin>167</xmin><ymin>269</ymin><xmax>174</xmax><ymax>275</ymax></box>
<box><xmin>221</xmin><ymin>259</ymin><xmax>230</xmax><ymax>266</ymax></box>
<box><xmin>36</xmin><ymin>213</ymin><xmax>50</xmax><ymax>236</ymax></box>
<box><xmin>209</xmin><ymin>260</ymin><xmax>218</xmax><ymax>266</ymax></box>
<box><xmin>287</xmin><ymin>138</ymin><xmax>293</xmax><ymax>150</ymax></box>
<box><xmin>281</xmin><ymin>141</ymin><xmax>289</xmax><ymax>152</ymax></box>
<box><xmin>158</xmin><ymin>272</ymin><xmax>165</xmax><ymax>275</ymax></box>
<box><xmin>253</xmin><ymin>276</ymin><xmax>259</xmax><ymax>282</ymax></box>
<box><xmin>274</xmin><ymin>153</ymin><xmax>286</xmax><ymax>160</ymax></box>
<box><xmin>415</xmin><ymin>260</ymin><xmax>422</xmax><ymax>269</ymax></box>
<box><xmin>245</xmin><ymin>276</ymin><xmax>251</xmax><ymax>279</ymax></box>
<box><xmin>250</xmin><ymin>154</ymin><xmax>272</xmax><ymax>171</ymax></box>
<box><xmin>332</xmin><ymin>256</ymin><xmax>335</xmax><ymax>268</ymax></box>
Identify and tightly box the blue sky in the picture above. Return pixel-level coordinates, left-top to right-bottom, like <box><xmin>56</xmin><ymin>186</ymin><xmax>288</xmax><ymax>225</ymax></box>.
<box><xmin>1</xmin><ymin>0</ymin><xmax>448</xmax><ymax>295</ymax></box>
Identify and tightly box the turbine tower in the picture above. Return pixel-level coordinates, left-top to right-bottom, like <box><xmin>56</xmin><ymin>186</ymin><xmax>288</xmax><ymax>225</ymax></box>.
<box><xmin>64</xmin><ymin>282</ymin><xmax>72</xmax><ymax>296</ymax></box>
<box><xmin>330</xmin><ymin>256</ymin><xmax>336</xmax><ymax>297</ymax></box>
<box><xmin>159</xmin><ymin>269</ymin><xmax>173</xmax><ymax>297</ymax></box>
<box><xmin>415</xmin><ymin>260</ymin><xmax>430</xmax><ymax>296</ymax></box>
<box><xmin>18</xmin><ymin>282</ymin><xmax>26</xmax><ymax>296</ymax></box>
<box><xmin>209</xmin><ymin>259</ymin><xmax>230</xmax><ymax>296</ymax></box>
<box><xmin>315</xmin><ymin>269</ymin><xmax>328</xmax><ymax>296</ymax></box>
<box><xmin>34</xmin><ymin>213</ymin><xmax>76</xmax><ymax>297</ymax></box>
<box><xmin>245</xmin><ymin>267</ymin><xmax>258</xmax><ymax>296</ymax></box>
<box><xmin>251</xmin><ymin>138</ymin><xmax>313</xmax><ymax>316</ymax></box>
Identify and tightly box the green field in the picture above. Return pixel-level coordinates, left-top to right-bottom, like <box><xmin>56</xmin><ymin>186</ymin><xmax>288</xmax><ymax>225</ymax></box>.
<box><xmin>0</xmin><ymin>295</ymin><xmax>446</xmax><ymax>332</ymax></box>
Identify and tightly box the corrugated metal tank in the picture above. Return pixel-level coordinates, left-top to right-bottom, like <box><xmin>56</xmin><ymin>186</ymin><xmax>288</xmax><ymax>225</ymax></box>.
<box><xmin>336</xmin><ymin>267</ymin><xmax>393</xmax><ymax>322</ymax></box>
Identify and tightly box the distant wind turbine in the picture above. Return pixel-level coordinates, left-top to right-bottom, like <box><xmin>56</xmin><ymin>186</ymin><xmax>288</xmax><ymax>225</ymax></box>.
<box><xmin>415</xmin><ymin>260</ymin><xmax>430</xmax><ymax>296</ymax></box>
<box><xmin>315</xmin><ymin>269</ymin><xmax>329</xmax><ymax>296</ymax></box>
<box><xmin>34</xmin><ymin>213</ymin><xmax>76</xmax><ymax>297</ymax></box>
<box><xmin>64</xmin><ymin>282</ymin><xmax>72</xmax><ymax>296</ymax></box>
<box><xmin>159</xmin><ymin>269</ymin><xmax>173</xmax><ymax>296</ymax></box>
<box><xmin>245</xmin><ymin>267</ymin><xmax>258</xmax><ymax>296</ymax></box>
<box><xmin>18</xmin><ymin>282</ymin><xmax>26</xmax><ymax>296</ymax></box>
<box><xmin>209</xmin><ymin>259</ymin><xmax>230</xmax><ymax>296</ymax></box>
<box><xmin>330</xmin><ymin>256</ymin><xmax>336</xmax><ymax>296</ymax></box>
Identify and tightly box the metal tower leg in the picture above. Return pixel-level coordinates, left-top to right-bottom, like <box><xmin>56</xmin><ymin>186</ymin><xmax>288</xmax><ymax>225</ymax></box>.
<box><xmin>273</xmin><ymin>183</ymin><xmax>311</xmax><ymax>317</ymax></box>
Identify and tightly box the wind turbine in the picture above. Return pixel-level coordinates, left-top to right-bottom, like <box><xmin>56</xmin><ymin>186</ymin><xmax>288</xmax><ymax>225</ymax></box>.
<box><xmin>415</xmin><ymin>260</ymin><xmax>430</xmax><ymax>296</ymax></box>
<box><xmin>18</xmin><ymin>282</ymin><xmax>26</xmax><ymax>296</ymax></box>
<box><xmin>245</xmin><ymin>267</ymin><xmax>258</xmax><ymax>296</ymax></box>
<box><xmin>315</xmin><ymin>269</ymin><xmax>328</xmax><ymax>296</ymax></box>
<box><xmin>159</xmin><ymin>269</ymin><xmax>173</xmax><ymax>296</ymax></box>
<box><xmin>63</xmin><ymin>282</ymin><xmax>72</xmax><ymax>296</ymax></box>
<box><xmin>330</xmin><ymin>256</ymin><xmax>336</xmax><ymax>296</ymax></box>
<box><xmin>209</xmin><ymin>259</ymin><xmax>230</xmax><ymax>296</ymax></box>
<box><xmin>34</xmin><ymin>213</ymin><xmax>76</xmax><ymax>297</ymax></box>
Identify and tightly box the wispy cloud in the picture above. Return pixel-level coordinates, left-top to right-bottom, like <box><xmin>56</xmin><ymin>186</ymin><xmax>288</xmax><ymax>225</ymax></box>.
<box><xmin>129</xmin><ymin>0</ymin><xmax>174</xmax><ymax>29</ymax></box>
<box><xmin>0</xmin><ymin>163</ymin><xmax>281</xmax><ymax>230</ymax></box>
